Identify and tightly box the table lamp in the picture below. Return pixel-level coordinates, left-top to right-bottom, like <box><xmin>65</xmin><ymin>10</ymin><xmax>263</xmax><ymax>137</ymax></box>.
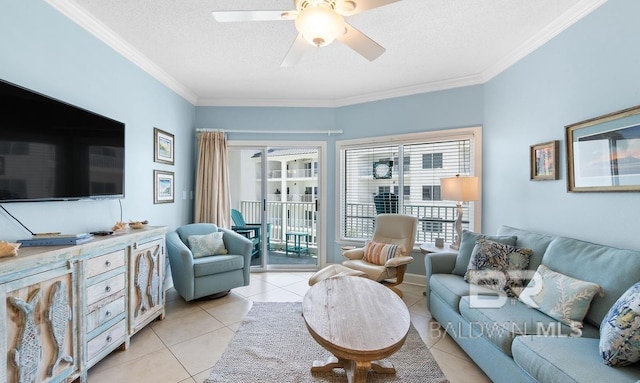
<box><xmin>440</xmin><ymin>174</ymin><xmax>479</xmax><ymax>250</ymax></box>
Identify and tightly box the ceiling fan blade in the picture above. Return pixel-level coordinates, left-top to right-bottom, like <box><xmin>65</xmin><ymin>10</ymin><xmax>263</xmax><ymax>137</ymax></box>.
<box><xmin>337</xmin><ymin>23</ymin><xmax>385</xmax><ymax>61</ymax></box>
<box><xmin>281</xmin><ymin>34</ymin><xmax>309</xmax><ymax>67</ymax></box>
<box><xmin>212</xmin><ymin>10</ymin><xmax>291</xmax><ymax>22</ymax></box>
<box><xmin>337</xmin><ymin>0</ymin><xmax>400</xmax><ymax>16</ymax></box>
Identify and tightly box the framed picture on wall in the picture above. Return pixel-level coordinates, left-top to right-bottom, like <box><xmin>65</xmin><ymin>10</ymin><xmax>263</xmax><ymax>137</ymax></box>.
<box><xmin>154</xmin><ymin>127</ymin><xmax>174</xmax><ymax>165</ymax></box>
<box><xmin>530</xmin><ymin>140</ymin><xmax>559</xmax><ymax>181</ymax></box>
<box><xmin>566</xmin><ymin>105</ymin><xmax>640</xmax><ymax>192</ymax></box>
<box><xmin>154</xmin><ymin>170</ymin><xmax>174</xmax><ymax>204</ymax></box>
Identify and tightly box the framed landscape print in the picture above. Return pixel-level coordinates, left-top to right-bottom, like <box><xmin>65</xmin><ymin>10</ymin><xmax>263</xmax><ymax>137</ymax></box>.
<box><xmin>154</xmin><ymin>128</ymin><xmax>174</xmax><ymax>165</ymax></box>
<box><xmin>566</xmin><ymin>105</ymin><xmax>640</xmax><ymax>192</ymax></box>
<box><xmin>153</xmin><ymin>170</ymin><xmax>174</xmax><ymax>204</ymax></box>
<box><xmin>530</xmin><ymin>140</ymin><xmax>559</xmax><ymax>181</ymax></box>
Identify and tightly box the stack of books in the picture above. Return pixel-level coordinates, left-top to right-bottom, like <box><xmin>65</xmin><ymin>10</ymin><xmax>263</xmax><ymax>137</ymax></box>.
<box><xmin>18</xmin><ymin>233</ymin><xmax>94</xmax><ymax>247</ymax></box>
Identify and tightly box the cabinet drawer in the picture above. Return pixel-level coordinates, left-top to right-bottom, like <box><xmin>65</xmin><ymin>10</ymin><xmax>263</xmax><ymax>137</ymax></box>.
<box><xmin>87</xmin><ymin>319</ymin><xmax>126</xmax><ymax>363</ymax></box>
<box><xmin>86</xmin><ymin>273</ymin><xmax>125</xmax><ymax>306</ymax></box>
<box><xmin>86</xmin><ymin>249</ymin><xmax>126</xmax><ymax>279</ymax></box>
<box><xmin>86</xmin><ymin>294</ymin><xmax>126</xmax><ymax>334</ymax></box>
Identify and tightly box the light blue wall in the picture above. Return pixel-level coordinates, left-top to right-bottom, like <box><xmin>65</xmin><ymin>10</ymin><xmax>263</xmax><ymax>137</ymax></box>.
<box><xmin>197</xmin><ymin>85</ymin><xmax>484</xmax><ymax>270</ymax></box>
<box><xmin>483</xmin><ymin>0</ymin><xmax>640</xmax><ymax>250</ymax></box>
<box><xmin>0</xmin><ymin>0</ymin><xmax>196</xmax><ymax>241</ymax></box>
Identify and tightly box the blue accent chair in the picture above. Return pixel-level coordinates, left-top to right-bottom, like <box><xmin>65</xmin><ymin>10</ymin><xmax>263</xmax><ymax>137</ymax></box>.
<box><xmin>166</xmin><ymin>223</ymin><xmax>252</xmax><ymax>301</ymax></box>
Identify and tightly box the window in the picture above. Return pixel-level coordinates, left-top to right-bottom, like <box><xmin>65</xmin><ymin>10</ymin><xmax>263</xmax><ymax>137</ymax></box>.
<box><xmin>422</xmin><ymin>185</ymin><xmax>441</xmax><ymax>201</ymax></box>
<box><xmin>393</xmin><ymin>156</ymin><xmax>411</xmax><ymax>172</ymax></box>
<box><xmin>423</xmin><ymin>153</ymin><xmax>443</xmax><ymax>169</ymax></box>
<box><xmin>338</xmin><ymin>127</ymin><xmax>481</xmax><ymax>244</ymax></box>
<box><xmin>393</xmin><ymin>185</ymin><xmax>410</xmax><ymax>196</ymax></box>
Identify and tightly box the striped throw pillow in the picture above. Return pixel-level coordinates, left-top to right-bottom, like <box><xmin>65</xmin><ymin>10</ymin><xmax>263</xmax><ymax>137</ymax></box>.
<box><xmin>363</xmin><ymin>241</ymin><xmax>404</xmax><ymax>266</ymax></box>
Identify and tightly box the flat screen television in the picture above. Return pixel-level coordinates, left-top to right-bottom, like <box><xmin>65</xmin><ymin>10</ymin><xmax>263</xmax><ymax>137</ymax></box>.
<box><xmin>0</xmin><ymin>79</ymin><xmax>125</xmax><ymax>202</ymax></box>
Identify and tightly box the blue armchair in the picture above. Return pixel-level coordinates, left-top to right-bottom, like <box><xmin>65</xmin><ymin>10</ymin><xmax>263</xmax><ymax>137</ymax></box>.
<box><xmin>166</xmin><ymin>223</ymin><xmax>252</xmax><ymax>301</ymax></box>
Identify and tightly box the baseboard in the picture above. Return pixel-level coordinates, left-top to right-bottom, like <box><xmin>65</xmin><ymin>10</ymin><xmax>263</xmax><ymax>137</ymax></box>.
<box><xmin>403</xmin><ymin>272</ymin><xmax>426</xmax><ymax>288</ymax></box>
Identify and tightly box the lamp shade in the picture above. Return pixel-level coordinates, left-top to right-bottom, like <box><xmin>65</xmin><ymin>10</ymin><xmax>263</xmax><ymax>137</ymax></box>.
<box><xmin>295</xmin><ymin>5</ymin><xmax>345</xmax><ymax>47</ymax></box>
<box><xmin>440</xmin><ymin>175</ymin><xmax>479</xmax><ymax>202</ymax></box>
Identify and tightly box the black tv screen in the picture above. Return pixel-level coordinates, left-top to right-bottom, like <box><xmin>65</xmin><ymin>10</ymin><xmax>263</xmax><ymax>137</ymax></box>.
<box><xmin>0</xmin><ymin>79</ymin><xmax>125</xmax><ymax>202</ymax></box>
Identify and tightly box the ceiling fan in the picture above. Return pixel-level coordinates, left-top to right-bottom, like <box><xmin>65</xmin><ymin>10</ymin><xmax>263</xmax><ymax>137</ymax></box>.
<box><xmin>212</xmin><ymin>0</ymin><xmax>400</xmax><ymax>67</ymax></box>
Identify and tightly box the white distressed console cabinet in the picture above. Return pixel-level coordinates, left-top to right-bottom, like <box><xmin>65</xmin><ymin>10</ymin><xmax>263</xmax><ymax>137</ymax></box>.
<box><xmin>0</xmin><ymin>226</ymin><xmax>166</xmax><ymax>383</ymax></box>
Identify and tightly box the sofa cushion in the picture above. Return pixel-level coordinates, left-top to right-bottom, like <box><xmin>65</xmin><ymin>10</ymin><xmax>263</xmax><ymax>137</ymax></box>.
<box><xmin>362</xmin><ymin>241</ymin><xmax>403</xmax><ymax>265</ymax></box>
<box><xmin>188</xmin><ymin>232</ymin><xmax>228</xmax><ymax>258</ymax></box>
<box><xmin>541</xmin><ymin>236</ymin><xmax>640</xmax><ymax>327</ymax></box>
<box><xmin>193</xmin><ymin>254</ymin><xmax>244</xmax><ymax>277</ymax></box>
<box><xmin>600</xmin><ymin>281</ymin><xmax>640</xmax><ymax>366</ymax></box>
<box><xmin>452</xmin><ymin>230</ymin><xmax>518</xmax><ymax>276</ymax></box>
<box><xmin>459</xmin><ymin>296</ymin><xmax>580</xmax><ymax>356</ymax></box>
<box><xmin>496</xmin><ymin>225</ymin><xmax>555</xmax><ymax>273</ymax></box>
<box><xmin>513</xmin><ymin>336</ymin><xmax>640</xmax><ymax>383</ymax></box>
<box><xmin>519</xmin><ymin>264</ymin><xmax>601</xmax><ymax>330</ymax></box>
<box><xmin>464</xmin><ymin>239</ymin><xmax>532</xmax><ymax>297</ymax></box>
<box><xmin>429</xmin><ymin>274</ymin><xmax>497</xmax><ymax>312</ymax></box>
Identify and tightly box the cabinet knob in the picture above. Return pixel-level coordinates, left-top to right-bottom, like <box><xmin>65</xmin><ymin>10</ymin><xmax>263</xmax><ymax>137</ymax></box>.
<box><xmin>105</xmin><ymin>260</ymin><xmax>112</xmax><ymax>267</ymax></box>
<box><xmin>106</xmin><ymin>336</ymin><xmax>112</xmax><ymax>343</ymax></box>
<box><xmin>105</xmin><ymin>285</ymin><xmax>112</xmax><ymax>293</ymax></box>
<box><xmin>105</xmin><ymin>311</ymin><xmax>112</xmax><ymax>318</ymax></box>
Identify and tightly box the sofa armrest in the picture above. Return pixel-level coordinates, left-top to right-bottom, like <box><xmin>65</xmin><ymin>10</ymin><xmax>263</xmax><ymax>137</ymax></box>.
<box><xmin>385</xmin><ymin>255</ymin><xmax>414</xmax><ymax>268</ymax></box>
<box><xmin>425</xmin><ymin>252</ymin><xmax>457</xmax><ymax>276</ymax></box>
<box><xmin>424</xmin><ymin>252</ymin><xmax>457</xmax><ymax>309</ymax></box>
<box><xmin>343</xmin><ymin>248</ymin><xmax>365</xmax><ymax>260</ymax></box>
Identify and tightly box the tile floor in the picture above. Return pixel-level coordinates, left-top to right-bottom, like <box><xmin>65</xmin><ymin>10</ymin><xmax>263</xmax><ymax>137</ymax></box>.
<box><xmin>88</xmin><ymin>271</ymin><xmax>491</xmax><ymax>383</ymax></box>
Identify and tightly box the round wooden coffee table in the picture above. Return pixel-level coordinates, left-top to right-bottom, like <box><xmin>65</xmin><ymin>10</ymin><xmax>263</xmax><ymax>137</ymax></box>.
<box><xmin>302</xmin><ymin>276</ymin><xmax>410</xmax><ymax>383</ymax></box>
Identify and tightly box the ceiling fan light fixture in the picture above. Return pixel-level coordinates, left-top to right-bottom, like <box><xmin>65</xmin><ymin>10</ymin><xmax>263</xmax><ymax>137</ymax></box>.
<box><xmin>294</xmin><ymin>5</ymin><xmax>345</xmax><ymax>47</ymax></box>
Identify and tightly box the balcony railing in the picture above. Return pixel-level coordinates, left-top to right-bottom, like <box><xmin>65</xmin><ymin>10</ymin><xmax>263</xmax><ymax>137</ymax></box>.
<box><xmin>267</xmin><ymin>169</ymin><xmax>317</xmax><ymax>179</ymax></box>
<box><xmin>267</xmin><ymin>194</ymin><xmax>315</xmax><ymax>202</ymax></box>
<box><xmin>237</xmin><ymin>201</ymin><xmax>470</xmax><ymax>249</ymax></box>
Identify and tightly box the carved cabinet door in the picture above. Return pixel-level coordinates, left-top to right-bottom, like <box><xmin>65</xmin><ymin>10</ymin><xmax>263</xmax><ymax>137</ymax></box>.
<box><xmin>3</xmin><ymin>268</ymin><xmax>77</xmax><ymax>383</ymax></box>
<box><xmin>128</xmin><ymin>239</ymin><xmax>165</xmax><ymax>335</ymax></box>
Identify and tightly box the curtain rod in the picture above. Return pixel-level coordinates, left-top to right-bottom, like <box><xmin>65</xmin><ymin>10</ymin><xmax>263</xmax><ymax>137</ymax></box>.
<box><xmin>197</xmin><ymin>128</ymin><xmax>343</xmax><ymax>136</ymax></box>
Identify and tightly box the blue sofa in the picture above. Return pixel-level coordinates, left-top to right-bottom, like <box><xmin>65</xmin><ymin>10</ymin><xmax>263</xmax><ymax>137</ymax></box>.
<box><xmin>425</xmin><ymin>225</ymin><xmax>640</xmax><ymax>383</ymax></box>
<box><xmin>167</xmin><ymin>223</ymin><xmax>252</xmax><ymax>301</ymax></box>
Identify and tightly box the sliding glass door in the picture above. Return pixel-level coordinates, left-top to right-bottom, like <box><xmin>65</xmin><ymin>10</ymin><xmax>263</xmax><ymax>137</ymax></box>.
<box><xmin>228</xmin><ymin>143</ymin><xmax>323</xmax><ymax>271</ymax></box>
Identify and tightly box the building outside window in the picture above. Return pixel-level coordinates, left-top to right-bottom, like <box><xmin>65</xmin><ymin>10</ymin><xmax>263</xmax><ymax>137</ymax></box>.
<box><xmin>422</xmin><ymin>153</ymin><xmax>443</xmax><ymax>169</ymax></box>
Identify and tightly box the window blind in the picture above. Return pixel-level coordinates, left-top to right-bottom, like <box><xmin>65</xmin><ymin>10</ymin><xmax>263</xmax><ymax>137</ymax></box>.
<box><xmin>340</xmin><ymin>135</ymin><xmax>476</xmax><ymax>243</ymax></box>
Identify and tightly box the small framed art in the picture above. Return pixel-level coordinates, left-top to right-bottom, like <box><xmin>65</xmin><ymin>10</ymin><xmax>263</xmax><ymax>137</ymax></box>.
<box><xmin>153</xmin><ymin>170</ymin><xmax>174</xmax><ymax>204</ymax></box>
<box><xmin>530</xmin><ymin>140</ymin><xmax>559</xmax><ymax>181</ymax></box>
<box><xmin>154</xmin><ymin>127</ymin><xmax>174</xmax><ymax>165</ymax></box>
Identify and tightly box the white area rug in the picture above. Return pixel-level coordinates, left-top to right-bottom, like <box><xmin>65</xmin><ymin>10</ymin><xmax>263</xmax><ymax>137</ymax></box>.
<box><xmin>205</xmin><ymin>302</ymin><xmax>449</xmax><ymax>383</ymax></box>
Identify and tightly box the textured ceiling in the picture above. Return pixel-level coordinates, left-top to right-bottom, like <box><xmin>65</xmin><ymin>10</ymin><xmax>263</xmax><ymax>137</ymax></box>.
<box><xmin>54</xmin><ymin>0</ymin><xmax>605</xmax><ymax>106</ymax></box>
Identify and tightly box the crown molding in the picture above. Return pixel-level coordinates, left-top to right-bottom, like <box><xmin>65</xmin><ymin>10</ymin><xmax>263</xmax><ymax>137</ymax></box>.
<box><xmin>46</xmin><ymin>0</ymin><xmax>606</xmax><ymax>108</ymax></box>
<box><xmin>333</xmin><ymin>74</ymin><xmax>486</xmax><ymax>107</ymax></box>
<box><xmin>45</xmin><ymin>0</ymin><xmax>198</xmax><ymax>105</ymax></box>
<box><xmin>481</xmin><ymin>0</ymin><xmax>608</xmax><ymax>82</ymax></box>
<box><xmin>196</xmin><ymin>97</ymin><xmax>339</xmax><ymax>108</ymax></box>
<box><xmin>197</xmin><ymin>74</ymin><xmax>486</xmax><ymax>108</ymax></box>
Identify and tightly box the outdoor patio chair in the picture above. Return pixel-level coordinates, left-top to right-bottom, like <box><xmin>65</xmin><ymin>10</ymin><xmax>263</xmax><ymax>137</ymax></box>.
<box><xmin>231</xmin><ymin>209</ymin><xmax>271</xmax><ymax>258</ymax></box>
<box><xmin>374</xmin><ymin>192</ymin><xmax>398</xmax><ymax>214</ymax></box>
